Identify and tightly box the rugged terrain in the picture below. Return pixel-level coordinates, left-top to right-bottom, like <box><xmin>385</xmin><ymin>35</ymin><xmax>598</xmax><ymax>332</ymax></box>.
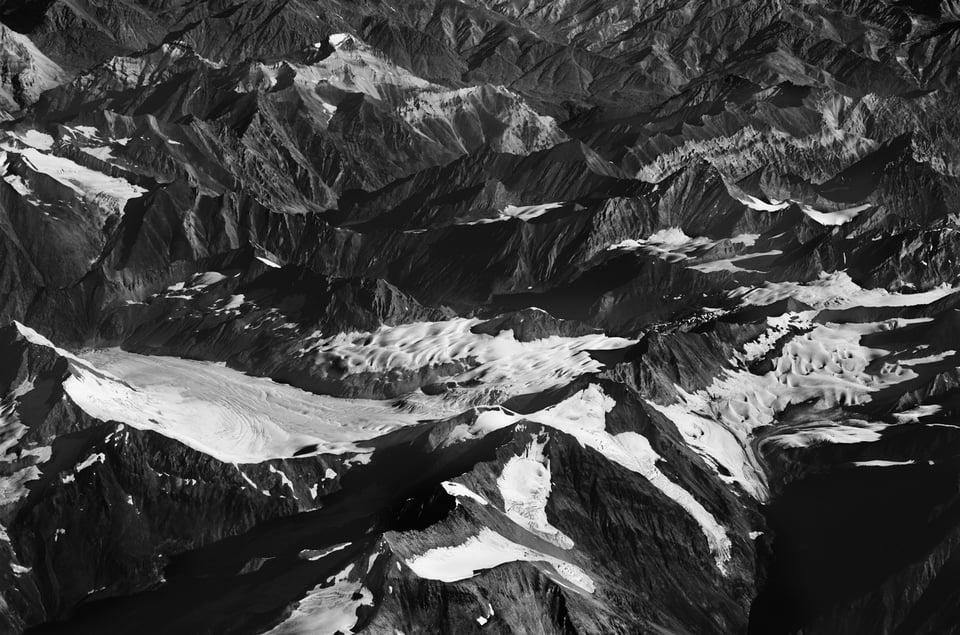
<box><xmin>1</xmin><ymin>0</ymin><xmax>960</xmax><ymax>633</ymax></box>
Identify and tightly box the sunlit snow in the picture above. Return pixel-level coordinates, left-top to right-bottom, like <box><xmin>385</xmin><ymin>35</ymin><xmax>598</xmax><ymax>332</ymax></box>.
<box><xmin>449</xmin><ymin>385</ymin><xmax>733</xmax><ymax>573</ymax></box>
<box><xmin>496</xmin><ymin>434</ymin><xmax>574</xmax><ymax>549</ymax></box>
<box><xmin>405</xmin><ymin>528</ymin><xmax>595</xmax><ymax>593</ymax></box>
<box><xmin>15</xmin><ymin>322</ymin><xmax>424</xmax><ymax>463</ymax></box>
<box><xmin>265</xmin><ymin>563</ymin><xmax>372</xmax><ymax>635</ymax></box>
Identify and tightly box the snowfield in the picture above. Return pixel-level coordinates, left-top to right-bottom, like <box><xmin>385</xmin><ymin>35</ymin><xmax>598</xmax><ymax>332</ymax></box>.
<box><xmin>650</xmin><ymin>274</ymin><xmax>960</xmax><ymax>500</ymax></box>
<box><xmin>405</xmin><ymin>527</ymin><xmax>596</xmax><ymax>594</ymax></box>
<box><xmin>496</xmin><ymin>434</ymin><xmax>574</xmax><ymax>550</ymax></box>
<box><xmin>446</xmin><ymin>385</ymin><xmax>733</xmax><ymax>573</ymax></box>
<box><xmin>608</xmin><ymin>227</ymin><xmax>781</xmax><ymax>274</ymax></box>
<box><xmin>733</xmin><ymin>271</ymin><xmax>957</xmax><ymax>309</ymax></box>
<box><xmin>266</xmin><ymin>563</ymin><xmax>372</xmax><ymax>635</ymax></box>
<box><xmin>0</xmin><ymin>142</ymin><xmax>146</xmax><ymax>214</ymax></box>
<box><xmin>77</xmin><ymin>348</ymin><xmax>428</xmax><ymax>463</ymax></box>
<box><xmin>298</xmin><ymin>317</ymin><xmax>636</xmax><ymax>414</ymax></box>
<box><xmin>16</xmin><ymin>323</ymin><xmax>424</xmax><ymax>463</ymax></box>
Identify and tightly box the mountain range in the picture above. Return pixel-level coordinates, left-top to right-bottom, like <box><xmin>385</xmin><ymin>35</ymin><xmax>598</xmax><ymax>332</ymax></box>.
<box><xmin>1</xmin><ymin>1</ymin><xmax>960</xmax><ymax>633</ymax></box>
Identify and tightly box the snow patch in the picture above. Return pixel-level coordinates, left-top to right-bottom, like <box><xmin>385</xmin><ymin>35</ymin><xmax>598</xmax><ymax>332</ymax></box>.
<box><xmin>503</xmin><ymin>202</ymin><xmax>564</xmax><ymax>221</ymax></box>
<box><xmin>10</xmin><ymin>130</ymin><xmax>54</xmax><ymax>150</ymax></box>
<box><xmin>265</xmin><ymin>563</ymin><xmax>372</xmax><ymax>635</ymax></box>
<box><xmin>256</xmin><ymin>255</ymin><xmax>281</xmax><ymax>269</ymax></box>
<box><xmin>81</xmin><ymin>146</ymin><xmax>114</xmax><ymax>161</ymax></box>
<box><xmin>299</xmin><ymin>543</ymin><xmax>351</xmax><ymax>561</ymax></box>
<box><xmin>328</xmin><ymin>33</ymin><xmax>352</xmax><ymax>48</ymax></box>
<box><xmin>76</xmin><ymin>453</ymin><xmax>105</xmax><ymax>472</ymax></box>
<box><xmin>8</xmin><ymin>147</ymin><xmax>145</xmax><ymax>211</ymax></box>
<box><xmin>733</xmin><ymin>192</ymin><xmax>791</xmax><ymax>212</ymax></box>
<box><xmin>893</xmin><ymin>404</ymin><xmax>941</xmax><ymax>423</ymax></box>
<box><xmin>730</xmin><ymin>234</ymin><xmax>761</xmax><ymax>246</ymax></box>
<box><xmin>799</xmin><ymin>202</ymin><xmax>872</xmax><ymax>226</ymax></box>
<box><xmin>740</xmin><ymin>312</ymin><xmax>815</xmax><ymax>363</ymax></box>
<box><xmin>689</xmin><ymin>250</ymin><xmax>782</xmax><ymax>274</ymax></box>
<box><xmin>0</xmin><ymin>374</ymin><xmax>51</xmax><ymax>505</ymax></box>
<box><xmin>763</xmin><ymin>421</ymin><xmax>888</xmax><ymax>449</ymax></box>
<box><xmin>497</xmin><ymin>434</ymin><xmax>573</xmax><ymax>549</ymax></box>
<box><xmin>193</xmin><ymin>271</ymin><xmax>227</xmax><ymax>287</ymax></box>
<box><xmin>458</xmin><ymin>202</ymin><xmax>568</xmax><ymax>225</ymax></box>
<box><xmin>11</xmin><ymin>563</ymin><xmax>31</xmax><ymax>576</ymax></box>
<box><xmin>897</xmin><ymin>350</ymin><xmax>956</xmax><ymax>366</ymax></box>
<box><xmin>441</xmin><ymin>481</ymin><xmax>488</xmax><ymax>506</ymax></box>
<box><xmin>852</xmin><ymin>459</ymin><xmax>916</xmax><ymax>467</ymax></box>
<box><xmin>220</xmin><ymin>294</ymin><xmax>246</xmax><ymax>312</ymax></box>
<box><xmin>268</xmin><ymin>465</ymin><xmax>295</xmax><ymax>492</ymax></box>
<box><xmin>3</xmin><ymin>173</ymin><xmax>29</xmax><ymax>195</ymax></box>
<box><xmin>298</xmin><ymin>318</ymin><xmax>634</xmax><ymax>414</ymax></box>
<box><xmin>608</xmin><ymin>227</ymin><xmax>713</xmax><ymax>262</ymax></box>
<box><xmin>734</xmin><ymin>271</ymin><xmax>956</xmax><ymax>310</ymax></box>
<box><xmin>405</xmin><ymin>528</ymin><xmax>594</xmax><ymax>593</ymax></box>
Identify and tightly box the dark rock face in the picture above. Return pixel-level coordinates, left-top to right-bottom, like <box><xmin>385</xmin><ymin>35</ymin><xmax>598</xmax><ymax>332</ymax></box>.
<box><xmin>0</xmin><ymin>1</ymin><xmax>958</xmax><ymax>633</ymax></box>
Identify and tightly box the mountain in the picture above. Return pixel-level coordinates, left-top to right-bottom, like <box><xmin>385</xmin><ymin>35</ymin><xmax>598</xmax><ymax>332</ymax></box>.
<box><xmin>0</xmin><ymin>1</ymin><xmax>960</xmax><ymax>633</ymax></box>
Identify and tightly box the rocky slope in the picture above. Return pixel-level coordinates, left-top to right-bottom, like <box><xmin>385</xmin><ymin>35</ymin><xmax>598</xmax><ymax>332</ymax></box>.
<box><xmin>0</xmin><ymin>0</ymin><xmax>959</xmax><ymax>633</ymax></box>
